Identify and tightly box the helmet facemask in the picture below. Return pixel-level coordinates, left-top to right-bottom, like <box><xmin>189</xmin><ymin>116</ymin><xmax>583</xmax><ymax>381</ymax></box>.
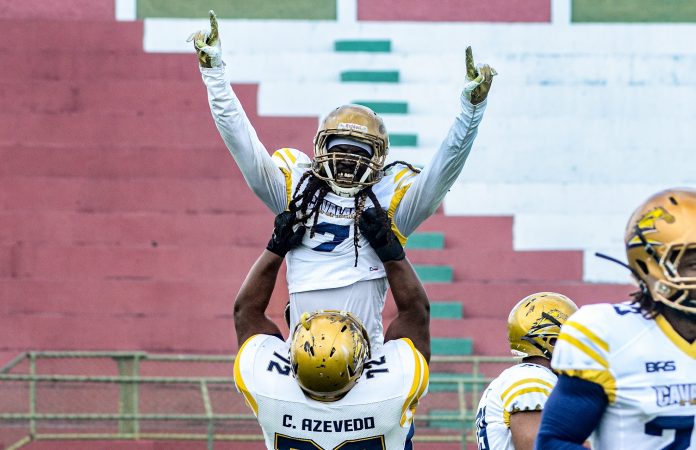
<box><xmin>625</xmin><ymin>190</ymin><xmax>696</xmax><ymax>315</ymax></box>
<box><xmin>312</xmin><ymin>105</ymin><xmax>389</xmax><ymax>198</ymax></box>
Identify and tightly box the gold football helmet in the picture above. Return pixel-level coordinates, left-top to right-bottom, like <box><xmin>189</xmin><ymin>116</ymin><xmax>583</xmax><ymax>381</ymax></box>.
<box><xmin>289</xmin><ymin>310</ymin><xmax>370</xmax><ymax>402</ymax></box>
<box><xmin>625</xmin><ymin>188</ymin><xmax>696</xmax><ymax>314</ymax></box>
<box><xmin>507</xmin><ymin>292</ymin><xmax>578</xmax><ymax>359</ymax></box>
<box><xmin>312</xmin><ymin>104</ymin><xmax>389</xmax><ymax>197</ymax></box>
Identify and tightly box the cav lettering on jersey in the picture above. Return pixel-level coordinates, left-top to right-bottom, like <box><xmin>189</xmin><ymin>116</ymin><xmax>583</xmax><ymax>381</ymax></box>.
<box><xmin>652</xmin><ymin>383</ymin><xmax>696</xmax><ymax>407</ymax></box>
<box><xmin>285</xmin><ymin>416</ymin><xmax>376</xmax><ymax>433</ymax></box>
<box><xmin>645</xmin><ymin>361</ymin><xmax>676</xmax><ymax>373</ymax></box>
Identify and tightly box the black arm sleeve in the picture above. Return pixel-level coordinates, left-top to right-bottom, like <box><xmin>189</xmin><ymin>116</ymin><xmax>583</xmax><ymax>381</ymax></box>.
<box><xmin>535</xmin><ymin>375</ymin><xmax>608</xmax><ymax>450</ymax></box>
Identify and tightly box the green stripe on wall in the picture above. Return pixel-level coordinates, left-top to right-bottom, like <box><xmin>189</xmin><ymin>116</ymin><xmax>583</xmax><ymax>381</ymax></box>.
<box><xmin>414</xmin><ymin>265</ymin><xmax>453</xmax><ymax>283</ymax></box>
<box><xmin>353</xmin><ymin>101</ymin><xmax>408</xmax><ymax>114</ymax></box>
<box><xmin>389</xmin><ymin>133</ymin><xmax>418</xmax><ymax>147</ymax></box>
<box><xmin>340</xmin><ymin>71</ymin><xmax>400</xmax><ymax>83</ymax></box>
<box><xmin>137</xmin><ymin>0</ymin><xmax>336</xmax><ymax>20</ymax></box>
<box><xmin>432</xmin><ymin>337</ymin><xmax>472</xmax><ymax>355</ymax></box>
<box><xmin>334</xmin><ymin>40</ymin><xmax>391</xmax><ymax>53</ymax></box>
<box><xmin>573</xmin><ymin>0</ymin><xmax>696</xmax><ymax>22</ymax></box>
<box><xmin>405</xmin><ymin>232</ymin><xmax>444</xmax><ymax>249</ymax></box>
<box><xmin>430</xmin><ymin>302</ymin><xmax>462</xmax><ymax>319</ymax></box>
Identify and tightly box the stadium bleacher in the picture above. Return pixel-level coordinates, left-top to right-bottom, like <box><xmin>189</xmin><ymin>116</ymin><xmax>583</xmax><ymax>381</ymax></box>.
<box><xmin>3</xmin><ymin>0</ymin><xmax>695</xmax><ymax>448</ymax></box>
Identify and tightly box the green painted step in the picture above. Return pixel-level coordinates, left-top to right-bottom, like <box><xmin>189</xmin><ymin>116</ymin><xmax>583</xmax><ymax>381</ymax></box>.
<box><xmin>340</xmin><ymin>71</ymin><xmax>399</xmax><ymax>83</ymax></box>
<box><xmin>430</xmin><ymin>301</ymin><xmax>462</xmax><ymax>320</ymax></box>
<box><xmin>405</xmin><ymin>232</ymin><xmax>443</xmax><ymax>249</ymax></box>
<box><xmin>572</xmin><ymin>0</ymin><xmax>696</xmax><ymax>22</ymax></box>
<box><xmin>414</xmin><ymin>265</ymin><xmax>452</xmax><ymax>283</ymax></box>
<box><xmin>334</xmin><ymin>40</ymin><xmax>391</xmax><ymax>53</ymax></box>
<box><xmin>429</xmin><ymin>373</ymin><xmax>487</xmax><ymax>393</ymax></box>
<box><xmin>432</xmin><ymin>337</ymin><xmax>472</xmax><ymax>356</ymax></box>
<box><xmin>427</xmin><ymin>409</ymin><xmax>468</xmax><ymax>429</ymax></box>
<box><xmin>353</xmin><ymin>101</ymin><xmax>408</xmax><ymax>114</ymax></box>
<box><xmin>137</xmin><ymin>0</ymin><xmax>336</xmax><ymax>20</ymax></box>
<box><xmin>389</xmin><ymin>133</ymin><xmax>418</xmax><ymax>147</ymax></box>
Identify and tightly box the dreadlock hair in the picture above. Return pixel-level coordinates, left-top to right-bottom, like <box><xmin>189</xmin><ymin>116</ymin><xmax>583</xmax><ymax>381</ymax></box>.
<box><xmin>383</xmin><ymin>160</ymin><xmax>422</xmax><ymax>174</ymax></box>
<box><xmin>629</xmin><ymin>284</ymin><xmax>663</xmax><ymax>319</ymax></box>
<box><xmin>288</xmin><ymin>170</ymin><xmax>392</xmax><ymax>267</ymax></box>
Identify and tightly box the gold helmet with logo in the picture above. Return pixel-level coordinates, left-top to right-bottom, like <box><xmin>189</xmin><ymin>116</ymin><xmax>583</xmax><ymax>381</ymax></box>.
<box><xmin>289</xmin><ymin>310</ymin><xmax>370</xmax><ymax>402</ymax></box>
<box><xmin>624</xmin><ymin>188</ymin><xmax>696</xmax><ymax>314</ymax></box>
<box><xmin>312</xmin><ymin>104</ymin><xmax>389</xmax><ymax>197</ymax></box>
<box><xmin>507</xmin><ymin>292</ymin><xmax>578</xmax><ymax>359</ymax></box>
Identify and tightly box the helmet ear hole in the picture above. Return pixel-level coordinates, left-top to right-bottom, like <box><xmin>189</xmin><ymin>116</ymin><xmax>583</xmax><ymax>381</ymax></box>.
<box><xmin>636</xmin><ymin>259</ymin><xmax>649</xmax><ymax>276</ymax></box>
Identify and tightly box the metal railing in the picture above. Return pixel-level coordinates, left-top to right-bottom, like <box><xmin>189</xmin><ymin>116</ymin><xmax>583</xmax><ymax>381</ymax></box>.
<box><xmin>0</xmin><ymin>351</ymin><xmax>515</xmax><ymax>449</ymax></box>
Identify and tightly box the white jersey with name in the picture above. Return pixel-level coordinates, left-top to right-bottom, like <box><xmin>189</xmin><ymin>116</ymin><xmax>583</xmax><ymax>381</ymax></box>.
<box><xmin>552</xmin><ymin>302</ymin><xmax>696</xmax><ymax>450</ymax></box>
<box><xmin>475</xmin><ymin>363</ymin><xmax>556</xmax><ymax>450</ymax></box>
<box><xmin>233</xmin><ymin>334</ymin><xmax>429</xmax><ymax>450</ymax></box>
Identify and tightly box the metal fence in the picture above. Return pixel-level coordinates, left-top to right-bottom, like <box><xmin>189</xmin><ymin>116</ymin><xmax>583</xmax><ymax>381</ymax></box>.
<box><xmin>0</xmin><ymin>351</ymin><xmax>515</xmax><ymax>449</ymax></box>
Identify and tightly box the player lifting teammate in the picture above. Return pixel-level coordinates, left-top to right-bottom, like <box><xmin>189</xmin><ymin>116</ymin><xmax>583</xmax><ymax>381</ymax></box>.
<box><xmin>233</xmin><ymin>207</ymin><xmax>430</xmax><ymax>449</ymax></box>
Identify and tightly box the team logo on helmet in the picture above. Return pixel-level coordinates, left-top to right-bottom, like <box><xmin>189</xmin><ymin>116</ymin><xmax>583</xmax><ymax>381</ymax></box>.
<box><xmin>626</xmin><ymin>206</ymin><xmax>675</xmax><ymax>249</ymax></box>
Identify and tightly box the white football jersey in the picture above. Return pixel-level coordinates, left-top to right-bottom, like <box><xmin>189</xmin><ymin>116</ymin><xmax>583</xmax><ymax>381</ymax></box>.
<box><xmin>272</xmin><ymin>148</ymin><xmax>418</xmax><ymax>294</ymax></box>
<box><xmin>475</xmin><ymin>363</ymin><xmax>557</xmax><ymax>450</ymax></box>
<box><xmin>233</xmin><ymin>334</ymin><xmax>429</xmax><ymax>450</ymax></box>
<box><xmin>552</xmin><ymin>302</ymin><xmax>696</xmax><ymax>450</ymax></box>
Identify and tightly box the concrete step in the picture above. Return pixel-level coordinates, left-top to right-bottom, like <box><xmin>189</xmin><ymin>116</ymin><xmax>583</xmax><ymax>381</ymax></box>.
<box><xmin>357</xmin><ymin>0</ymin><xmax>550</xmax><ymax>22</ymax></box>
<box><xmin>0</xmin><ymin>278</ymin><xmax>288</xmax><ymax>318</ymax></box>
<box><xmin>0</xmin><ymin>79</ymin><xmax>223</xmax><ymax>114</ymax></box>
<box><xmin>0</xmin><ymin>51</ymin><xmax>199</xmax><ymax>82</ymax></box>
<box><xmin>0</xmin><ymin>210</ymin><xmax>276</xmax><ymax>246</ymax></box>
<box><xmin>0</xmin><ymin>143</ymin><xmax>238</xmax><ymax>178</ymax></box>
<box><xmin>413</xmin><ymin>215</ymin><xmax>513</xmax><ymax>251</ymax></box>
<box><xmin>0</xmin><ymin>315</ymin><xmax>242</xmax><ymax>354</ymax></box>
<box><xmin>0</xmin><ymin>109</ymin><xmax>317</xmax><ymax>152</ymax></box>
<box><xmin>422</xmin><ymin>281</ymin><xmax>635</xmax><ymax>318</ymax></box>
<box><xmin>0</xmin><ymin>0</ymin><xmax>114</xmax><ymax>21</ymax></box>
<box><xmin>0</xmin><ymin>177</ymin><xmax>270</xmax><ymax>213</ymax></box>
<box><xmin>409</xmin><ymin>248</ymin><xmax>583</xmax><ymax>282</ymax></box>
<box><xmin>1</xmin><ymin>243</ymin><xmax>270</xmax><ymax>282</ymax></box>
<box><xmin>0</xmin><ymin>19</ymin><xmax>143</xmax><ymax>51</ymax></box>
<box><xmin>431</xmin><ymin>318</ymin><xmax>509</xmax><ymax>356</ymax></box>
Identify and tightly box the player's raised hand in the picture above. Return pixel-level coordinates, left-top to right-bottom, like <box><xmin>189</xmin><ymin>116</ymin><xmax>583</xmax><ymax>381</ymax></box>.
<box><xmin>187</xmin><ymin>10</ymin><xmax>222</xmax><ymax>68</ymax></box>
<box><xmin>358</xmin><ymin>208</ymin><xmax>405</xmax><ymax>262</ymax></box>
<box><xmin>463</xmin><ymin>46</ymin><xmax>497</xmax><ymax>105</ymax></box>
<box><xmin>267</xmin><ymin>211</ymin><xmax>306</xmax><ymax>257</ymax></box>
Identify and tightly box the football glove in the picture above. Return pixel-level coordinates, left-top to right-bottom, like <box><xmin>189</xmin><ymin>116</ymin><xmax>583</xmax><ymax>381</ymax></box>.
<box><xmin>187</xmin><ymin>10</ymin><xmax>222</xmax><ymax>68</ymax></box>
<box><xmin>463</xmin><ymin>46</ymin><xmax>497</xmax><ymax>105</ymax></box>
<box><xmin>267</xmin><ymin>211</ymin><xmax>306</xmax><ymax>257</ymax></box>
<box><xmin>358</xmin><ymin>208</ymin><xmax>405</xmax><ymax>263</ymax></box>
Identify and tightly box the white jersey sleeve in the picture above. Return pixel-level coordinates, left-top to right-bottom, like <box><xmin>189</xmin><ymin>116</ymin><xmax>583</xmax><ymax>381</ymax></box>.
<box><xmin>233</xmin><ymin>334</ymin><xmax>282</xmax><ymax>417</ymax></box>
<box><xmin>551</xmin><ymin>303</ymin><xmax>618</xmax><ymax>402</ymax></box>
<box><xmin>200</xmin><ymin>66</ymin><xmax>287</xmax><ymax>213</ymax></box>
<box><xmin>393</xmin><ymin>95</ymin><xmax>487</xmax><ymax>236</ymax></box>
<box><xmin>475</xmin><ymin>363</ymin><xmax>556</xmax><ymax>450</ymax></box>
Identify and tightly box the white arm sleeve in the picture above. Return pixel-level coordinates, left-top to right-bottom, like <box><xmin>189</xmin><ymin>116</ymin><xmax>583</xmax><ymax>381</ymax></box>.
<box><xmin>200</xmin><ymin>66</ymin><xmax>288</xmax><ymax>213</ymax></box>
<box><xmin>393</xmin><ymin>94</ymin><xmax>487</xmax><ymax>236</ymax></box>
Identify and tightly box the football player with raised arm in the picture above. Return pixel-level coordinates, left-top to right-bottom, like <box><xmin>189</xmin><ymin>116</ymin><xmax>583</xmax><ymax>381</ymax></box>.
<box><xmin>475</xmin><ymin>292</ymin><xmax>578</xmax><ymax>450</ymax></box>
<box><xmin>233</xmin><ymin>207</ymin><xmax>430</xmax><ymax>450</ymax></box>
<box><xmin>536</xmin><ymin>188</ymin><xmax>696</xmax><ymax>449</ymax></box>
<box><xmin>189</xmin><ymin>11</ymin><xmax>494</xmax><ymax>348</ymax></box>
